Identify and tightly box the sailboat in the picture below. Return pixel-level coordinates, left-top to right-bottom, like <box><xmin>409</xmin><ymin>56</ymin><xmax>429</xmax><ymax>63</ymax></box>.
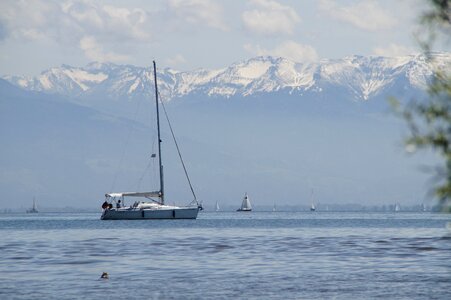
<box><xmin>237</xmin><ymin>193</ymin><xmax>252</xmax><ymax>212</ymax></box>
<box><xmin>26</xmin><ymin>198</ymin><xmax>38</xmax><ymax>213</ymax></box>
<box><xmin>310</xmin><ymin>203</ymin><xmax>316</xmax><ymax>211</ymax></box>
<box><xmin>215</xmin><ymin>201</ymin><xmax>220</xmax><ymax>212</ymax></box>
<box><xmin>309</xmin><ymin>189</ymin><xmax>316</xmax><ymax>211</ymax></box>
<box><xmin>101</xmin><ymin>61</ymin><xmax>201</xmax><ymax>220</ymax></box>
<box><xmin>394</xmin><ymin>203</ymin><xmax>401</xmax><ymax>212</ymax></box>
<box><xmin>421</xmin><ymin>203</ymin><xmax>427</xmax><ymax>212</ymax></box>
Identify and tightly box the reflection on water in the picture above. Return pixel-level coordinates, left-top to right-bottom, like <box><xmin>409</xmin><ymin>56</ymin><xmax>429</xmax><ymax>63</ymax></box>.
<box><xmin>0</xmin><ymin>212</ymin><xmax>450</xmax><ymax>299</ymax></box>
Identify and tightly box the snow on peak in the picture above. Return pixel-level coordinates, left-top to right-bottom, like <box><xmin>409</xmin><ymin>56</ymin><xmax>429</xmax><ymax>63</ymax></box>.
<box><xmin>233</xmin><ymin>56</ymin><xmax>274</xmax><ymax>79</ymax></box>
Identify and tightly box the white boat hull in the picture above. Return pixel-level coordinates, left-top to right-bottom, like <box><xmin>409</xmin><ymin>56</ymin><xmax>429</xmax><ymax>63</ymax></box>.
<box><xmin>101</xmin><ymin>206</ymin><xmax>199</xmax><ymax>220</ymax></box>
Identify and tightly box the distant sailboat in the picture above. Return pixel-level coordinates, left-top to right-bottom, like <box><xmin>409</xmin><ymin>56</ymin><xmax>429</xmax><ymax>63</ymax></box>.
<box><xmin>26</xmin><ymin>198</ymin><xmax>38</xmax><ymax>213</ymax></box>
<box><xmin>272</xmin><ymin>203</ymin><xmax>276</xmax><ymax>212</ymax></box>
<box><xmin>421</xmin><ymin>203</ymin><xmax>427</xmax><ymax>212</ymax></box>
<box><xmin>394</xmin><ymin>203</ymin><xmax>401</xmax><ymax>212</ymax></box>
<box><xmin>310</xmin><ymin>190</ymin><xmax>316</xmax><ymax>211</ymax></box>
<box><xmin>310</xmin><ymin>203</ymin><xmax>316</xmax><ymax>211</ymax></box>
<box><xmin>215</xmin><ymin>201</ymin><xmax>220</xmax><ymax>212</ymax></box>
<box><xmin>237</xmin><ymin>193</ymin><xmax>252</xmax><ymax>212</ymax></box>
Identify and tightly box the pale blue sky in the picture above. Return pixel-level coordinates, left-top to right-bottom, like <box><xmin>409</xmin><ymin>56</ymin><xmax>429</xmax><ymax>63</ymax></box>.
<box><xmin>0</xmin><ymin>0</ymin><xmax>443</xmax><ymax>76</ymax></box>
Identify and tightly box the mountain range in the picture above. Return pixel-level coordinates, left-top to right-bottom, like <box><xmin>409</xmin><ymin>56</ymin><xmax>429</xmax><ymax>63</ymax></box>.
<box><xmin>4</xmin><ymin>53</ymin><xmax>450</xmax><ymax>102</ymax></box>
<box><xmin>1</xmin><ymin>53</ymin><xmax>449</xmax><ymax>210</ymax></box>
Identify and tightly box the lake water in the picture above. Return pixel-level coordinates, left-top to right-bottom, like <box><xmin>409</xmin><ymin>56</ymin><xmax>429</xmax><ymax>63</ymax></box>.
<box><xmin>0</xmin><ymin>211</ymin><xmax>450</xmax><ymax>299</ymax></box>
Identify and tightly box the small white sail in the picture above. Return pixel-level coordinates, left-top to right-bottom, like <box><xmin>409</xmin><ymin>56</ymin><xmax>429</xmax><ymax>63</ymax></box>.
<box><xmin>309</xmin><ymin>189</ymin><xmax>316</xmax><ymax>211</ymax></box>
<box><xmin>237</xmin><ymin>193</ymin><xmax>252</xmax><ymax>211</ymax></box>
<box><xmin>215</xmin><ymin>201</ymin><xmax>220</xmax><ymax>212</ymax></box>
<box><xmin>421</xmin><ymin>203</ymin><xmax>426</xmax><ymax>212</ymax></box>
<box><xmin>310</xmin><ymin>203</ymin><xmax>316</xmax><ymax>211</ymax></box>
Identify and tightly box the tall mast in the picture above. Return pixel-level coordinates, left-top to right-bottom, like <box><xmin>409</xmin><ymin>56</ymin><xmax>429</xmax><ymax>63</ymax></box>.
<box><xmin>153</xmin><ymin>61</ymin><xmax>164</xmax><ymax>204</ymax></box>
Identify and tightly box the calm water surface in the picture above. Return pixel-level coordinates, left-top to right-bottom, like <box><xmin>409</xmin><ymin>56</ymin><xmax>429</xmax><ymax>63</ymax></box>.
<box><xmin>0</xmin><ymin>211</ymin><xmax>450</xmax><ymax>299</ymax></box>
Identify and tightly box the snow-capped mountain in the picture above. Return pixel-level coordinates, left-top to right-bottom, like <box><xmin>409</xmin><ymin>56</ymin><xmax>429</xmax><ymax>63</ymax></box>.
<box><xmin>2</xmin><ymin>54</ymin><xmax>448</xmax><ymax>209</ymax></box>
<box><xmin>4</xmin><ymin>53</ymin><xmax>450</xmax><ymax>101</ymax></box>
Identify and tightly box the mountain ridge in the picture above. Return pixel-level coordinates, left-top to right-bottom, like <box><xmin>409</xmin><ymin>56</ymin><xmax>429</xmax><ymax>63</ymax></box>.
<box><xmin>1</xmin><ymin>56</ymin><xmax>445</xmax><ymax>208</ymax></box>
<box><xmin>3</xmin><ymin>53</ymin><xmax>450</xmax><ymax>102</ymax></box>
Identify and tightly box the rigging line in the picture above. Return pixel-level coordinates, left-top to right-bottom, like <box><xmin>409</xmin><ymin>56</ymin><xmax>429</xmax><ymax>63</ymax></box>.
<box><xmin>158</xmin><ymin>91</ymin><xmax>198</xmax><ymax>203</ymax></box>
<box><xmin>135</xmin><ymin>125</ymin><xmax>158</xmax><ymax>192</ymax></box>
<box><xmin>135</xmin><ymin>159</ymin><xmax>153</xmax><ymax>191</ymax></box>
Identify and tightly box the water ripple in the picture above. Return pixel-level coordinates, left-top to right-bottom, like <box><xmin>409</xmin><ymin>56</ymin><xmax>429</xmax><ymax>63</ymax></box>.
<box><xmin>0</xmin><ymin>212</ymin><xmax>450</xmax><ymax>299</ymax></box>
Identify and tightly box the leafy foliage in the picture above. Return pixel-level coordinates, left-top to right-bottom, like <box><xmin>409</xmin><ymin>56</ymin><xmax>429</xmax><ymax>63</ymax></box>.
<box><xmin>399</xmin><ymin>0</ymin><xmax>450</xmax><ymax>211</ymax></box>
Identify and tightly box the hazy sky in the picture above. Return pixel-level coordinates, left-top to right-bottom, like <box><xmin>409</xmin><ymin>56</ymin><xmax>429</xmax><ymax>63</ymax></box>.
<box><xmin>0</xmin><ymin>0</ymin><xmax>444</xmax><ymax>76</ymax></box>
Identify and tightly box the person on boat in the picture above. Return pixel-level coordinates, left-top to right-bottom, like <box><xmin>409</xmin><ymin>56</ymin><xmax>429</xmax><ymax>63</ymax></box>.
<box><xmin>102</xmin><ymin>200</ymin><xmax>109</xmax><ymax>210</ymax></box>
<box><xmin>116</xmin><ymin>200</ymin><xmax>121</xmax><ymax>209</ymax></box>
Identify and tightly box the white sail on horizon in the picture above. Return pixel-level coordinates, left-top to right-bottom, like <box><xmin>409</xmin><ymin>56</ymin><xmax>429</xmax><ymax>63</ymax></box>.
<box><xmin>238</xmin><ymin>193</ymin><xmax>252</xmax><ymax>211</ymax></box>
